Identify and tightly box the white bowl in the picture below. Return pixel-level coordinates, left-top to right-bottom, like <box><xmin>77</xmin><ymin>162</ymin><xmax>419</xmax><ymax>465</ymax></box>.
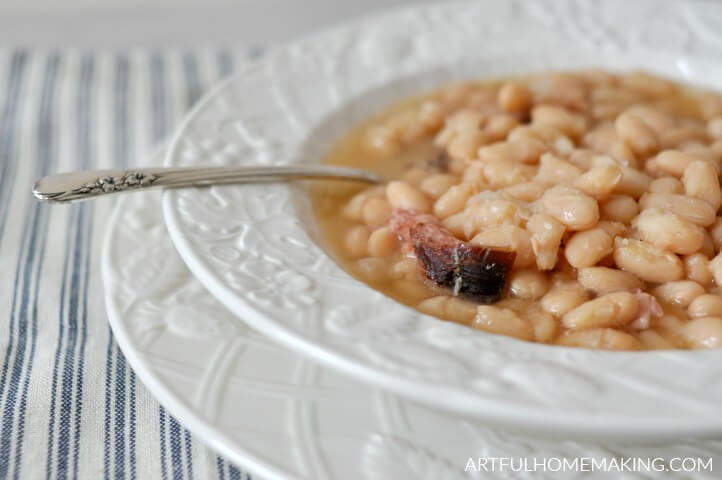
<box><xmin>162</xmin><ymin>0</ymin><xmax>722</xmax><ymax>440</ymax></box>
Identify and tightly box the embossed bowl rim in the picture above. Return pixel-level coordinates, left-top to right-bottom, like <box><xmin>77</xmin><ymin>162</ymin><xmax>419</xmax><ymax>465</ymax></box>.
<box><xmin>162</xmin><ymin>0</ymin><xmax>722</xmax><ymax>440</ymax></box>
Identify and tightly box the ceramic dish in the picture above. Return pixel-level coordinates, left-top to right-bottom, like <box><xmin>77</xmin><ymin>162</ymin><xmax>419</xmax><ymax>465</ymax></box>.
<box><xmin>162</xmin><ymin>0</ymin><xmax>722</xmax><ymax>439</ymax></box>
<box><xmin>104</xmin><ymin>191</ymin><xmax>722</xmax><ymax>480</ymax></box>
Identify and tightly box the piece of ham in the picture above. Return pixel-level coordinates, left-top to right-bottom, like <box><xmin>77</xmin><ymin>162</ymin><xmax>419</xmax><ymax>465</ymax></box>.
<box><xmin>629</xmin><ymin>289</ymin><xmax>664</xmax><ymax>330</ymax></box>
<box><xmin>389</xmin><ymin>209</ymin><xmax>516</xmax><ymax>303</ymax></box>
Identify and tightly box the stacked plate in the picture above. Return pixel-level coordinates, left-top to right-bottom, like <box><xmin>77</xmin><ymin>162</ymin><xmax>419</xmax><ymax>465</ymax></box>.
<box><xmin>102</xmin><ymin>2</ymin><xmax>722</xmax><ymax>478</ymax></box>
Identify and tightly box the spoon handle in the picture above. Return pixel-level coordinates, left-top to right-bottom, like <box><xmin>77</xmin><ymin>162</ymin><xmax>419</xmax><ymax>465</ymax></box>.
<box><xmin>33</xmin><ymin>165</ymin><xmax>381</xmax><ymax>203</ymax></box>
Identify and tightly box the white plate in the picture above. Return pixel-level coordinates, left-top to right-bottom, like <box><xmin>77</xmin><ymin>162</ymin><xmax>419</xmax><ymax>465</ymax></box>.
<box><xmin>104</xmin><ymin>191</ymin><xmax>722</xmax><ymax>480</ymax></box>
<box><xmin>161</xmin><ymin>0</ymin><xmax>722</xmax><ymax>439</ymax></box>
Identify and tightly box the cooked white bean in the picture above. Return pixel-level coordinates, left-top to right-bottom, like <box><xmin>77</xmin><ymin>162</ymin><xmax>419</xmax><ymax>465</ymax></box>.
<box><xmin>701</xmin><ymin>230</ymin><xmax>716</xmax><ymax>258</ymax></box>
<box><xmin>367</xmin><ymin>227</ymin><xmax>398</xmax><ymax>257</ymax></box>
<box><xmin>541</xmin><ymin>185</ymin><xmax>599</xmax><ymax>231</ymax></box>
<box><xmin>477</xmin><ymin>140</ymin><xmax>543</xmax><ymax>165</ymax></box>
<box><xmin>659</xmin><ymin>126</ymin><xmax>707</xmax><ymax>150</ymax></box>
<box><xmin>688</xmin><ymin>294</ymin><xmax>722</xmax><ymax>318</ymax></box>
<box><xmin>653</xmin><ymin>281</ymin><xmax>705</xmax><ymax>308</ymax></box>
<box><xmin>527</xmin><ymin>308</ymin><xmax>558</xmax><ymax>343</ymax></box>
<box><xmin>708</xmin><ymin>251</ymin><xmax>722</xmax><ymax>285</ymax></box>
<box><xmin>564</xmin><ymin>227</ymin><xmax>613</xmax><ymax>268</ymax></box>
<box><xmin>526</xmin><ymin>213</ymin><xmax>566</xmax><ymax>270</ymax></box>
<box><xmin>355</xmin><ymin>257</ymin><xmax>388</xmax><ymax>282</ymax></box>
<box><xmin>683</xmin><ymin>160</ymin><xmax>721</xmax><ymax>211</ymax></box>
<box><xmin>649</xmin><ymin>176</ymin><xmax>684</xmax><ymax>194</ymax></box>
<box><xmin>506</xmin><ymin>127</ymin><xmax>549</xmax><ymax>162</ymax></box>
<box><xmin>626</xmin><ymin>105</ymin><xmax>675</xmax><ymax>133</ymax></box>
<box><xmin>562</xmin><ymin>292</ymin><xmax>639</xmax><ymax>330</ymax></box>
<box><xmin>653</xmin><ymin>315</ymin><xmax>688</xmax><ymax>347</ymax></box>
<box><xmin>557</xmin><ymin>328</ymin><xmax>642</xmax><ymax>350</ymax></box>
<box><xmin>613</xmin><ymin>237</ymin><xmax>684</xmax><ymax>283</ymax></box>
<box><xmin>472</xmin><ymin>306</ymin><xmax>534</xmax><ymax>341</ymax></box>
<box><xmin>636</xmin><ymin>330</ymin><xmax>676</xmax><ymax>350</ymax></box>
<box><xmin>446</xmin><ymin>129</ymin><xmax>487</xmax><ymax>161</ymax></box>
<box><xmin>343</xmin><ymin>187</ymin><xmax>385</xmax><ymax>221</ymax></box>
<box><xmin>613</xmin><ymin>167</ymin><xmax>651</xmax><ymax>198</ymax></box>
<box><xmin>574</xmin><ymin>164</ymin><xmax>622</xmax><ymax>200</ymax></box>
<box><xmin>596</xmin><ymin>220</ymin><xmax>626</xmax><ymax>238</ymax></box>
<box><xmin>535</xmin><ymin>152</ymin><xmax>584</xmax><ymax>183</ymax></box>
<box><xmin>615</xmin><ymin>111</ymin><xmax>658</xmax><ymax>156</ymax></box>
<box><xmin>362</xmin><ymin>197</ymin><xmax>392</xmax><ymax>229</ymax></box>
<box><xmin>609</xmin><ymin>140</ymin><xmax>638</xmax><ymax>168</ymax></box>
<box><xmin>600</xmin><ymin>194</ymin><xmax>638</xmax><ymax>223</ymax></box>
<box><xmin>420</xmin><ymin>174</ymin><xmax>456</xmax><ymax>199</ymax></box>
<box><xmin>707</xmin><ymin>117</ymin><xmax>722</xmax><ymax>139</ymax></box>
<box><xmin>498</xmin><ymin>83</ymin><xmax>533</xmax><ymax>113</ymax></box>
<box><xmin>639</xmin><ymin>192</ymin><xmax>716</xmax><ymax>226</ymax></box>
<box><xmin>418</xmin><ymin>296</ymin><xmax>477</xmax><ymax>325</ymax></box>
<box><xmin>683</xmin><ymin>253</ymin><xmax>713</xmax><ymax>286</ymax></box>
<box><xmin>540</xmin><ymin>283</ymin><xmax>590</xmax><ymax>318</ymax></box>
<box><xmin>621</xmin><ymin>71</ymin><xmax>676</xmax><ymax>96</ymax></box>
<box><xmin>682</xmin><ymin>317</ymin><xmax>722</xmax><ymax>348</ymax></box>
<box><xmin>433</xmin><ymin>183</ymin><xmax>473</xmax><ymax>218</ymax></box>
<box><xmin>502</xmin><ymin>181</ymin><xmax>550</xmax><ymax>202</ymax></box>
<box><xmin>485</xmin><ymin>114</ymin><xmax>519</xmax><ymax>141</ymax></box>
<box><xmin>402</xmin><ymin>168</ymin><xmax>431</xmax><ymax>187</ymax></box>
<box><xmin>481</xmin><ymin>159</ymin><xmax>536</xmax><ymax>188</ymax></box>
<box><xmin>391</xmin><ymin>258</ymin><xmax>418</xmax><ymax>280</ymax></box>
<box><xmin>708</xmin><ymin>217</ymin><xmax>722</xmax><ymax>252</ymax></box>
<box><xmin>632</xmin><ymin>208</ymin><xmax>704</xmax><ymax>255</ymax></box>
<box><xmin>386</xmin><ymin>181</ymin><xmax>431</xmax><ymax>212</ymax></box>
<box><xmin>435</xmin><ymin>110</ymin><xmax>483</xmax><ymax>147</ymax></box>
<box><xmin>577</xmin><ymin>267</ymin><xmax>642</xmax><ymax>294</ymax></box>
<box><xmin>508</xmin><ymin>269</ymin><xmax>550</xmax><ymax>300</ymax></box>
<box><xmin>417</xmin><ymin>101</ymin><xmax>445</xmax><ymax>131</ymax></box>
<box><xmin>345</xmin><ymin>225</ymin><xmax>370</xmax><ymax>258</ymax></box>
<box><xmin>654</xmin><ymin>150</ymin><xmax>712</xmax><ymax>177</ymax></box>
<box><xmin>531</xmin><ymin>105</ymin><xmax>587</xmax><ymax>138</ymax></box>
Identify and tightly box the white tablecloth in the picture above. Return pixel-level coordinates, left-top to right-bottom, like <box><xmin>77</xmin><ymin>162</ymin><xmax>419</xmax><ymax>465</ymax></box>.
<box><xmin>0</xmin><ymin>49</ymin><xmax>255</xmax><ymax>480</ymax></box>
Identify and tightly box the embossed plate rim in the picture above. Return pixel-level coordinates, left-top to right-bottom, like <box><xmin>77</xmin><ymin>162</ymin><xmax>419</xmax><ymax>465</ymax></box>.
<box><xmin>102</xmin><ymin>196</ymin><xmax>297</xmax><ymax>480</ymax></box>
<box><xmin>161</xmin><ymin>0</ymin><xmax>722</xmax><ymax>439</ymax></box>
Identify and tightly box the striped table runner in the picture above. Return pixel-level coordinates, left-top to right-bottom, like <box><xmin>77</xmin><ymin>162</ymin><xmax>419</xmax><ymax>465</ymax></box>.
<box><xmin>0</xmin><ymin>50</ymin><xmax>259</xmax><ymax>480</ymax></box>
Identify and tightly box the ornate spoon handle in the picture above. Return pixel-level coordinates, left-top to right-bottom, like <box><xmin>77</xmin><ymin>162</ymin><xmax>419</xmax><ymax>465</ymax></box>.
<box><xmin>33</xmin><ymin>165</ymin><xmax>381</xmax><ymax>203</ymax></box>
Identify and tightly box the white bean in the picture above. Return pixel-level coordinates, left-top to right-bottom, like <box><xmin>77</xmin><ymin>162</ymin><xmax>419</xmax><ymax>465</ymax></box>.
<box><xmin>564</xmin><ymin>228</ymin><xmax>613</xmax><ymax>268</ymax></box>
<box><xmin>577</xmin><ymin>267</ymin><xmax>642</xmax><ymax>294</ymax></box>
<box><xmin>562</xmin><ymin>292</ymin><xmax>639</xmax><ymax>330</ymax></box>
<box><xmin>574</xmin><ymin>164</ymin><xmax>623</xmax><ymax>200</ymax></box>
<box><xmin>683</xmin><ymin>160</ymin><xmax>721</xmax><ymax>211</ymax></box>
<box><xmin>688</xmin><ymin>294</ymin><xmax>722</xmax><ymax>318</ymax></box>
<box><xmin>632</xmin><ymin>208</ymin><xmax>704</xmax><ymax>255</ymax></box>
<box><xmin>508</xmin><ymin>269</ymin><xmax>550</xmax><ymax>300</ymax></box>
<box><xmin>386</xmin><ymin>181</ymin><xmax>431</xmax><ymax>212</ymax></box>
<box><xmin>541</xmin><ymin>185</ymin><xmax>599</xmax><ymax>231</ymax></box>
<box><xmin>540</xmin><ymin>283</ymin><xmax>590</xmax><ymax>318</ymax></box>
<box><xmin>600</xmin><ymin>194</ymin><xmax>638</xmax><ymax>223</ymax></box>
<box><xmin>557</xmin><ymin>328</ymin><xmax>642</xmax><ymax>350</ymax></box>
<box><xmin>613</xmin><ymin>237</ymin><xmax>684</xmax><ymax>283</ymax></box>
<box><xmin>526</xmin><ymin>213</ymin><xmax>566</xmax><ymax>270</ymax></box>
<box><xmin>418</xmin><ymin>296</ymin><xmax>477</xmax><ymax>325</ymax></box>
<box><xmin>639</xmin><ymin>192</ymin><xmax>716</xmax><ymax>227</ymax></box>
<box><xmin>472</xmin><ymin>306</ymin><xmax>534</xmax><ymax>341</ymax></box>
<box><xmin>615</xmin><ymin>111</ymin><xmax>658</xmax><ymax>156</ymax></box>
<box><xmin>653</xmin><ymin>281</ymin><xmax>705</xmax><ymax>308</ymax></box>
<box><xmin>682</xmin><ymin>317</ymin><xmax>722</xmax><ymax>348</ymax></box>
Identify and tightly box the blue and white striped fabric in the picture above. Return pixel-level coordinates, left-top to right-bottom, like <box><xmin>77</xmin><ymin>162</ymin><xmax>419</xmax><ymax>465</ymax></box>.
<box><xmin>0</xmin><ymin>50</ymin><xmax>258</xmax><ymax>480</ymax></box>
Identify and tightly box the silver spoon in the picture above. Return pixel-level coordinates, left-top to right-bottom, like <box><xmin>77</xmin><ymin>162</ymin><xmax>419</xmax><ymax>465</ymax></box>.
<box><xmin>33</xmin><ymin>165</ymin><xmax>382</xmax><ymax>203</ymax></box>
